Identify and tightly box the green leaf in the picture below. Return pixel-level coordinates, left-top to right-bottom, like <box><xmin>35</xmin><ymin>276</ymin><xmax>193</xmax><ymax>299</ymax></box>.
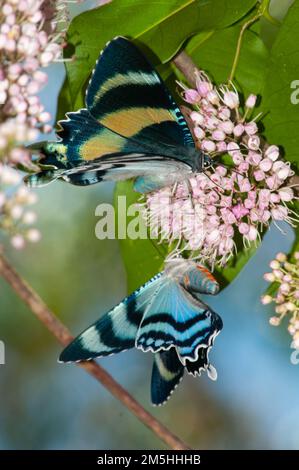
<box><xmin>262</xmin><ymin>0</ymin><xmax>299</xmax><ymax>167</ymax></box>
<box><xmin>58</xmin><ymin>0</ymin><xmax>257</xmax><ymax>115</ymax></box>
<box><xmin>185</xmin><ymin>24</ymin><xmax>270</xmax><ymax>95</ymax></box>
<box><xmin>114</xmin><ymin>181</ymin><xmax>165</xmax><ymax>292</ymax></box>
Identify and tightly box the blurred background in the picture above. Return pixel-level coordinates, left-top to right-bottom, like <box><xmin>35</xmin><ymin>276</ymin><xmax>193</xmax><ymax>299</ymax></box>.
<box><xmin>0</xmin><ymin>0</ymin><xmax>298</xmax><ymax>450</ymax></box>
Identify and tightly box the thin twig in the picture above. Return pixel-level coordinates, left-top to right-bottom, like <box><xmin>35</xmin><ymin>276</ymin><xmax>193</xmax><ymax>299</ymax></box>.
<box><xmin>0</xmin><ymin>251</ymin><xmax>190</xmax><ymax>451</ymax></box>
<box><xmin>228</xmin><ymin>0</ymin><xmax>272</xmax><ymax>83</ymax></box>
<box><xmin>227</xmin><ymin>14</ymin><xmax>261</xmax><ymax>83</ymax></box>
<box><xmin>172</xmin><ymin>51</ymin><xmax>198</xmax><ymax>88</ymax></box>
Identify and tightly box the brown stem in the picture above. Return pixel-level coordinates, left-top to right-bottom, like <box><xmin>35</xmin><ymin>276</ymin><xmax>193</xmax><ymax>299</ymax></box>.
<box><xmin>0</xmin><ymin>251</ymin><xmax>190</xmax><ymax>451</ymax></box>
<box><xmin>172</xmin><ymin>51</ymin><xmax>198</xmax><ymax>88</ymax></box>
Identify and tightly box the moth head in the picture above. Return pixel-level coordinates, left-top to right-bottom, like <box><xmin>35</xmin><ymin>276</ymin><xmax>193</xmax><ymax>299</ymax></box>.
<box><xmin>203</xmin><ymin>153</ymin><xmax>212</xmax><ymax>170</ymax></box>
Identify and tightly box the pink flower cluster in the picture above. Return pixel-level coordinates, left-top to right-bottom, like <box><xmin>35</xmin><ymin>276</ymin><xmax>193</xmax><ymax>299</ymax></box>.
<box><xmin>0</xmin><ymin>164</ymin><xmax>40</xmax><ymax>249</ymax></box>
<box><xmin>0</xmin><ymin>0</ymin><xmax>69</xmax><ymax>167</ymax></box>
<box><xmin>0</xmin><ymin>1</ymin><xmax>71</xmax><ymax>249</ymax></box>
<box><xmin>143</xmin><ymin>72</ymin><xmax>297</xmax><ymax>267</ymax></box>
<box><xmin>262</xmin><ymin>252</ymin><xmax>299</xmax><ymax>349</ymax></box>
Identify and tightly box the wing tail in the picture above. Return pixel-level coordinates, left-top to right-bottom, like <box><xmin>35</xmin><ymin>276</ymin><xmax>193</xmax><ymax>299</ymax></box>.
<box><xmin>151</xmin><ymin>349</ymin><xmax>184</xmax><ymax>406</ymax></box>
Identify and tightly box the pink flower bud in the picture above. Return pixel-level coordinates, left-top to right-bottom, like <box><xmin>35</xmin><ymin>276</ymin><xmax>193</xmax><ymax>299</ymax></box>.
<box><xmin>223</xmin><ymin>91</ymin><xmax>239</xmax><ymax>109</ymax></box>
<box><xmin>27</xmin><ymin>81</ymin><xmax>40</xmax><ymax>95</ymax></box>
<box><xmin>39</xmin><ymin>111</ymin><xmax>51</xmax><ymax>123</ymax></box>
<box><xmin>193</xmin><ymin>126</ymin><xmax>204</xmax><ymax>140</ymax></box>
<box><xmin>247</xmin><ymin>151</ymin><xmax>261</xmax><ymax>165</ymax></box>
<box><xmin>264</xmin><ymin>272</ymin><xmax>275</xmax><ymax>282</ymax></box>
<box><xmin>239</xmin><ymin>178</ymin><xmax>251</xmax><ymax>192</ymax></box>
<box><xmin>26</xmin><ymin>228</ymin><xmax>41</xmax><ymax>243</ymax></box>
<box><xmin>278</xmin><ymin>187</ymin><xmax>293</xmax><ymax>202</ymax></box>
<box><xmin>232</xmin><ymin>153</ymin><xmax>244</xmax><ymax>165</ymax></box>
<box><xmin>271</xmin><ymin>205</ymin><xmax>288</xmax><ymax>220</ymax></box>
<box><xmin>40</xmin><ymin>51</ymin><xmax>54</xmax><ymax>66</ymax></box>
<box><xmin>11</xmin><ymin>234</ymin><xmax>25</xmax><ymax>250</ymax></box>
<box><xmin>280</xmin><ymin>283</ymin><xmax>290</xmax><ymax>294</ymax></box>
<box><xmin>205</xmin><ymin>116</ymin><xmax>219</xmax><ymax>130</ymax></box>
<box><xmin>8</xmin><ymin>63</ymin><xmax>22</xmax><ymax>77</ymax></box>
<box><xmin>247</xmin><ymin>225</ymin><xmax>258</xmax><ymax>241</ymax></box>
<box><xmin>286</xmin><ymin>302</ymin><xmax>296</xmax><ymax>312</ymax></box>
<box><xmin>218</xmin><ymin>106</ymin><xmax>231</xmax><ymax>120</ymax></box>
<box><xmin>248</xmin><ymin>190</ymin><xmax>257</xmax><ymax>201</ymax></box>
<box><xmin>6</xmin><ymin>14</ymin><xmax>16</xmax><ymax>26</ymax></box>
<box><xmin>265</xmin><ymin>175</ymin><xmax>278</xmax><ymax>190</ymax></box>
<box><xmin>6</xmin><ymin>39</ymin><xmax>16</xmax><ymax>52</ymax></box>
<box><xmin>215</xmin><ymin>166</ymin><xmax>227</xmax><ymax>176</ymax></box>
<box><xmin>190</xmin><ymin>111</ymin><xmax>204</xmax><ymax>125</ymax></box>
<box><xmin>259</xmin><ymin>158</ymin><xmax>272</xmax><ymax>172</ymax></box>
<box><xmin>233</xmin><ymin>124</ymin><xmax>244</xmax><ymax>137</ymax></box>
<box><xmin>254</xmin><ymin>170</ymin><xmax>265</xmax><ymax>181</ymax></box>
<box><xmin>219</xmin><ymin>120</ymin><xmax>234</xmax><ymax>134</ymax></box>
<box><xmin>2</xmin><ymin>4</ymin><xmax>13</xmax><ymax>15</ymax></box>
<box><xmin>238</xmin><ymin>162</ymin><xmax>249</xmax><ymax>173</ymax></box>
<box><xmin>245</xmin><ymin>94</ymin><xmax>257</xmax><ymax>108</ymax></box>
<box><xmin>207</xmin><ymin>228</ymin><xmax>220</xmax><ymax>244</ymax></box>
<box><xmin>265</xmin><ymin>145</ymin><xmax>279</xmax><ymax>161</ymax></box>
<box><xmin>207</xmin><ymin>90</ymin><xmax>219</xmax><ymax>105</ymax></box>
<box><xmin>227</xmin><ymin>142</ymin><xmax>240</xmax><ymax>154</ymax></box>
<box><xmin>33</xmin><ymin>70</ymin><xmax>48</xmax><ymax>85</ymax></box>
<box><xmin>270</xmin><ymin>260</ymin><xmax>280</xmax><ymax>270</ymax></box>
<box><xmin>232</xmin><ymin>203</ymin><xmax>248</xmax><ymax>220</ymax></box>
<box><xmin>18</xmin><ymin>74</ymin><xmax>30</xmax><ymax>87</ymax></box>
<box><xmin>216</xmin><ymin>141</ymin><xmax>227</xmax><ymax>152</ymax></box>
<box><xmin>244</xmin><ymin>198</ymin><xmax>255</xmax><ymax>209</ymax></box>
<box><xmin>24</xmin><ymin>58</ymin><xmax>39</xmax><ymax>73</ymax></box>
<box><xmin>250</xmin><ymin>208</ymin><xmax>261</xmax><ymax>222</ymax></box>
<box><xmin>197</xmin><ymin>81</ymin><xmax>212</xmax><ymax>97</ymax></box>
<box><xmin>259</xmin><ymin>188</ymin><xmax>270</xmax><ymax>203</ymax></box>
<box><xmin>1</xmin><ymin>24</ymin><xmax>10</xmax><ymax>35</ymax></box>
<box><xmin>239</xmin><ymin>222</ymin><xmax>250</xmax><ymax>234</ymax></box>
<box><xmin>270</xmin><ymin>193</ymin><xmax>280</xmax><ymax>203</ymax></box>
<box><xmin>261</xmin><ymin>295</ymin><xmax>272</xmax><ymax>305</ymax></box>
<box><xmin>245</xmin><ymin>122</ymin><xmax>258</xmax><ymax>135</ymax></box>
<box><xmin>184</xmin><ymin>89</ymin><xmax>200</xmax><ymax>103</ymax></box>
<box><xmin>269</xmin><ymin>316</ymin><xmax>280</xmax><ymax>326</ymax></box>
<box><xmin>207</xmin><ymin>205</ymin><xmax>217</xmax><ymax>215</ymax></box>
<box><xmin>276</xmin><ymin>253</ymin><xmax>287</xmax><ymax>262</ymax></box>
<box><xmin>247</xmin><ymin>136</ymin><xmax>260</xmax><ymax>150</ymax></box>
<box><xmin>261</xmin><ymin>210</ymin><xmax>271</xmax><ymax>223</ymax></box>
<box><xmin>212</xmin><ymin>129</ymin><xmax>225</xmax><ymax>141</ymax></box>
<box><xmin>30</xmin><ymin>11</ymin><xmax>43</xmax><ymax>24</ymax></box>
<box><xmin>209</xmin><ymin>215</ymin><xmax>220</xmax><ymax>226</ymax></box>
<box><xmin>42</xmin><ymin>124</ymin><xmax>52</xmax><ymax>134</ymax></box>
<box><xmin>277</xmin><ymin>165</ymin><xmax>291</xmax><ymax>180</ymax></box>
<box><xmin>201</xmin><ymin>140</ymin><xmax>216</xmax><ymax>152</ymax></box>
<box><xmin>0</xmin><ymin>91</ymin><xmax>7</xmax><ymax>103</ymax></box>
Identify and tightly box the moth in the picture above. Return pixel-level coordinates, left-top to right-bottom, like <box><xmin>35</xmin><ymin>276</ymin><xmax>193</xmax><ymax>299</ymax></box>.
<box><xmin>60</xmin><ymin>259</ymin><xmax>222</xmax><ymax>405</ymax></box>
<box><xmin>26</xmin><ymin>36</ymin><xmax>211</xmax><ymax>193</ymax></box>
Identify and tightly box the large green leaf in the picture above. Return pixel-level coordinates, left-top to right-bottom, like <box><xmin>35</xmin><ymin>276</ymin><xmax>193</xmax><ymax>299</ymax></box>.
<box><xmin>185</xmin><ymin>24</ymin><xmax>270</xmax><ymax>95</ymax></box>
<box><xmin>262</xmin><ymin>0</ymin><xmax>299</xmax><ymax>167</ymax></box>
<box><xmin>58</xmin><ymin>0</ymin><xmax>257</xmax><ymax>115</ymax></box>
<box><xmin>114</xmin><ymin>181</ymin><xmax>165</xmax><ymax>292</ymax></box>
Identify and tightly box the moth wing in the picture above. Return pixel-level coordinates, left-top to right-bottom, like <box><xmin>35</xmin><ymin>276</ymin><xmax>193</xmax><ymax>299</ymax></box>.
<box><xmin>86</xmin><ymin>36</ymin><xmax>195</xmax><ymax>149</ymax></box>
<box><xmin>136</xmin><ymin>278</ymin><xmax>223</xmax><ymax>365</ymax></box>
<box><xmin>151</xmin><ymin>349</ymin><xmax>184</xmax><ymax>406</ymax></box>
<box><xmin>59</xmin><ymin>274</ymin><xmax>162</xmax><ymax>362</ymax></box>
